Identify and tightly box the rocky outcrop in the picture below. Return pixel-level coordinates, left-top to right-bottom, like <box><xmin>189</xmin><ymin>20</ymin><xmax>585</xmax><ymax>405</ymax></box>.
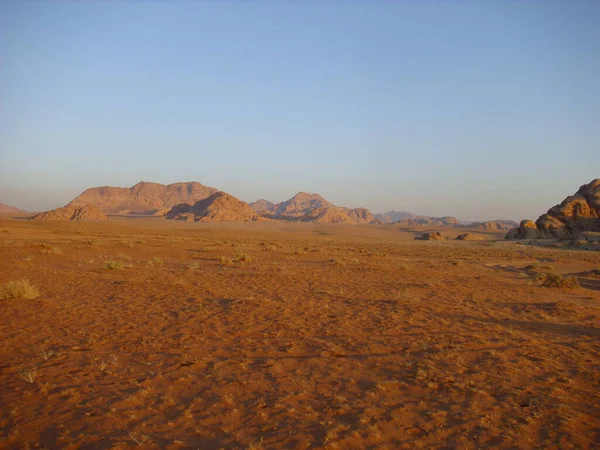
<box><xmin>455</xmin><ymin>233</ymin><xmax>484</xmax><ymax>241</ymax></box>
<box><xmin>415</xmin><ymin>232</ymin><xmax>444</xmax><ymax>241</ymax></box>
<box><xmin>469</xmin><ymin>220</ymin><xmax>518</xmax><ymax>231</ymax></box>
<box><xmin>535</xmin><ymin>179</ymin><xmax>600</xmax><ymax>237</ymax></box>
<box><xmin>166</xmin><ymin>191</ymin><xmax>259</xmax><ymax>222</ymax></box>
<box><xmin>68</xmin><ymin>181</ymin><xmax>218</xmax><ymax>215</ymax></box>
<box><xmin>32</xmin><ymin>204</ymin><xmax>108</xmax><ymax>221</ymax></box>
<box><xmin>505</xmin><ymin>220</ymin><xmax>540</xmax><ymax>240</ymax></box>
<box><xmin>506</xmin><ymin>179</ymin><xmax>600</xmax><ymax>239</ymax></box>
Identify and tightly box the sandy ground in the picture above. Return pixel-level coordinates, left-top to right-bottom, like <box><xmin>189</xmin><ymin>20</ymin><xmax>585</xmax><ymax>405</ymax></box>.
<box><xmin>0</xmin><ymin>217</ymin><xmax>599</xmax><ymax>449</ymax></box>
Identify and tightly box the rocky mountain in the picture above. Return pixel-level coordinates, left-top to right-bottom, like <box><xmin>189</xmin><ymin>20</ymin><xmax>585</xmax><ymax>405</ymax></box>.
<box><xmin>68</xmin><ymin>181</ymin><xmax>218</xmax><ymax>215</ymax></box>
<box><xmin>0</xmin><ymin>202</ymin><xmax>26</xmax><ymax>214</ymax></box>
<box><xmin>297</xmin><ymin>206</ymin><xmax>356</xmax><ymax>224</ymax></box>
<box><xmin>166</xmin><ymin>191</ymin><xmax>259</xmax><ymax>222</ymax></box>
<box><xmin>506</xmin><ymin>179</ymin><xmax>600</xmax><ymax>239</ymax></box>
<box><xmin>395</xmin><ymin>216</ymin><xmax>461</xmax><ymax>227</ymax></box>
<box><xmin>469</xmin><ymin>220</ymin><xmax>518</xmax><ymax>231</ymax></box>
<box><xmin>262</xmin><ymin>192</ymin><xmax>376</xmax><ymax>224</ymax></box>
<box><xmin>249</xmin><ymin>199</ymin><xmax>275</xmax><ymax>213</ymax></box>
<box><xmin>272</xmin><ymin>193</ymin><xmax>331</xmax><ymax>219</ymax></box>
<box><xmin>346</xmin><ymin>207</ymin><xmax>375</xmax><ymax>224</ymax></box>
<box><xmin>32</xmin><ymin>204</ymin><xmax>107</xmax><ymax>221</ymax></box>
<box><xmin>374</xmin><ymin>211</ymin><xmax>423</xmax><ymax>223</ymax></box>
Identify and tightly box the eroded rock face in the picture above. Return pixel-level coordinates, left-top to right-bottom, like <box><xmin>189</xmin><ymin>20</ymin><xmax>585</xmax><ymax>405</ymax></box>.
<box><xmin>415</xmin><ymin>232</ymin><xmax>444</xmax><ymax>241</ymax></box>
<box><xmin>506</xmin><ymin>179</ymin><xmax>600</xmax><ymax>239</ymax></box>
<box><xmin>505</xmin><ymin>220</ymin><xmax>539</xmax><ymax>240</ymax></box>
<box><xmin>32</xmin><ymin>204</ymin><xmax>108</xmax><ymax>221</ymax></box>
<box><xmin>166</xmin><ymin>191</ymin><xmax>259</xmax><ymax>222</ymax></box>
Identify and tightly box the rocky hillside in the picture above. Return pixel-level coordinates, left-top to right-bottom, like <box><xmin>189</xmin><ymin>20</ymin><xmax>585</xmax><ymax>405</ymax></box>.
<box><xmin>68</xmin><ymin>181</ymin><xmax>218</xmax><ymax>215</ymax></box>
<box><xmin>261</xmin><ymin>192</ymin><xmax>376</xmax><ymax>224</ymax></box>
<box><xmin>0</xmin><ymin>202</ymin><xmax>26</xmax><ymax>214</ymax></box>
<box><xmin>166</xmin><ymin>192</ymin><xmax>259</xmax><ymax>222</ymax></box>
<box><xmin>506</xmin><ymin>179</ymin><xmax>600</xmax><ymax>239</ymax></box>
<box><xmin>346</xmin><ymin>207</ymin><xmax>374</xmax><ymax>224</ymax></box>
<box><xmin>32</xmin><ymin>204</ymin><xmax>108</xmax><ymax>221</ymax></box>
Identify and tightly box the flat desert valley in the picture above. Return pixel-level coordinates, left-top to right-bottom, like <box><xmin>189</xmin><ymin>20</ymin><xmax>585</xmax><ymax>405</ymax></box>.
<box><xmin>1</xmin><ymin>217</ymin><xmax>599</xmax><ymax>449</ymax></box>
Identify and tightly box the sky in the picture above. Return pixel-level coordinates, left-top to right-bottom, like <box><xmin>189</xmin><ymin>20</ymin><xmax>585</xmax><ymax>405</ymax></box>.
<box><xmin>0</xmin><ymin>1</ymin><xmax>598</xmax><ymax>221</ymax></box>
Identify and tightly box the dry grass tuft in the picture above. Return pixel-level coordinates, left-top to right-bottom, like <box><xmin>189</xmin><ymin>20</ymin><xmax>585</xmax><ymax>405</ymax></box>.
<box><xmin>0</xmin><ymin>279</ymin><xmax>40</xmax><ymax>299</ymax></box>
<box><xmin>20</xmin><ymin>367</ymin><xmax>37</xmax><ymax>383</ymax></box>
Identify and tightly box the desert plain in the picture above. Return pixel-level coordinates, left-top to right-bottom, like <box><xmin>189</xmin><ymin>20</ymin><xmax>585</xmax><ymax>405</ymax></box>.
<box><xmin>0</xmin><ymin>217</ymin><xmax>599</xmax><ymax>449</ymax></box>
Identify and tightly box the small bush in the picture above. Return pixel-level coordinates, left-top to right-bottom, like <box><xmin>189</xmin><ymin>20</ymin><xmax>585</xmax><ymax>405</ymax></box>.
<box><xmin>188</xmin><ymin>262</ymin><xmax>200</xmax><ymax>270</ymax></box>
<box><xmin>233</xmin><ymin>253</ymin><xmax>252</xmax><ymax>263</ymax></box>
<box><xmin>105</xmin><ymin>261</ymin><xmax>124</xmax><ymax>270</ymax></box>
<box><xmin>0</xmin><ymin>279</ymin><xmax>40</xmax><ymax>299</ymax></box>
<box><xmin>524</xmin><ymin>263</ymin><xmax>539</xmax><ymax>270</ymax></box>
<box><xmin>542</xmin><ymin>273</ymin><xmax>579</xmax><ymax>289</ymax></box>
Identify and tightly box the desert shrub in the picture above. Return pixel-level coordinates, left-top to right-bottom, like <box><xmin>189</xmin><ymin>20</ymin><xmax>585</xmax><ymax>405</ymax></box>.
<box><xmin>40</xmin><ymin>243</ymin><xmax>62</xmax><ymax>254</ymax></box>
<box><xmin>147</xmin><ymin>257</ymin><xmax>164</xmax><ymax>266</ymax></box>
<box><xmin>524</xmin><ymin>263</ymin><xmax>539</xmax><ymax>270</ymax></box>
<box><xmin>0</xmin><ymin>279</ymin><xmax>39</xmax><ymax>299</ymax></box>
<box><xmin>542</xmin><ymin>273</ymin><xmax>579</xmax><ymax>289</ymax></box>
<box><xmin>233</xmin><ymin>253</ymin><xmax>252</xmax><ymax>263</ymax></box>
<box><xmin>536</xmin><ymin>273</ymin><xmax>547</xmax><ymax>281</ymax></box>
<box><xmin>188</xmin><ymin>262</ymin><xmax>200</xmax><ymax>270</ymax></box>
<box><xmin>218</xmin><ymin>256</ymin><xmax>232</xmax><ymax>265</ymax></box>
<box><xmin>105</xmin><ymin>261</ymin><xmax>123</xmax><ymax>270</ymax></box>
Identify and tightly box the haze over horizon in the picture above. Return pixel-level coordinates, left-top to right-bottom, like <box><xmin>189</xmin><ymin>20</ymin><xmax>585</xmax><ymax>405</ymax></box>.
<box><xmin>1</xmin><ymin>2</ymin><xmax>598</xmax><ymax>222</ymax></box>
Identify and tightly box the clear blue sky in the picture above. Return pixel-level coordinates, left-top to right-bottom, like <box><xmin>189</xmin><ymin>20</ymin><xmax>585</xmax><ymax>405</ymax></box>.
<box><xmin>1</xmin><ymin>1</ymin><xmax>598</xmax><ymax>221</ymax></box>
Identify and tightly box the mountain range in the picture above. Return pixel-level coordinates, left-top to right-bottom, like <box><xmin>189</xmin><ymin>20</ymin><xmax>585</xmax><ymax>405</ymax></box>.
<box><xmin>8</xmin><ymin>180</ymin><xmax>521</xmax><ymax>229</ymax></box>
